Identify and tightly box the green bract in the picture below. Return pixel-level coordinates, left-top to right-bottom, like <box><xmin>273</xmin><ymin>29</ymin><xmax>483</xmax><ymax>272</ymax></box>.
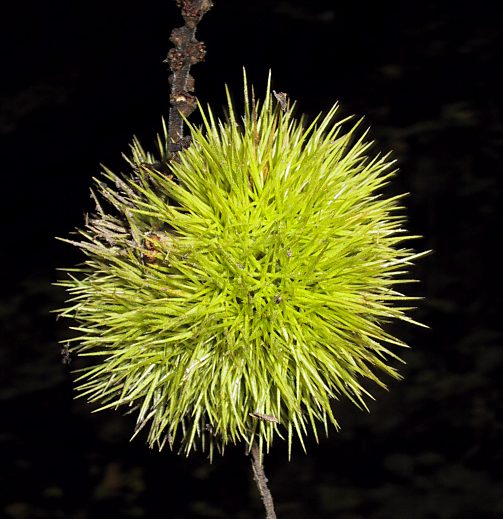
<box><xmin>58</xmin><ymin>75</ymin><xmax>423</xmax><ymax>458</ymax></box>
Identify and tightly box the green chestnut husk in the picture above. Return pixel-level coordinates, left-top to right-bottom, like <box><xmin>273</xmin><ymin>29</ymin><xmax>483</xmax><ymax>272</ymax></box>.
<box><xmin>57</xmin><ymin>73</ymin><xmax>425</xmax><ymax>459</ymax></box>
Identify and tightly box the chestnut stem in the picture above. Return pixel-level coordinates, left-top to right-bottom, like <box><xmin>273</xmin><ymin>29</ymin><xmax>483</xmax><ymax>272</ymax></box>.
<box><xmin>250</xmin><ymin>442</ymin><xmax>277</xmax><ymax>519</ymax></box>
<box><xmin>165</xmin><ymin>0</ymin><xmax>213</xmax><ymax>159</ymax></box>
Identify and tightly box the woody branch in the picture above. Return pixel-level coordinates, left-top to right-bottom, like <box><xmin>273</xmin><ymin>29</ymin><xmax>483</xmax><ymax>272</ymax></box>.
<box><xmin>165</xmin><ymin>0</ymin><xmax>213</xmax><ymax>158</ymax></box>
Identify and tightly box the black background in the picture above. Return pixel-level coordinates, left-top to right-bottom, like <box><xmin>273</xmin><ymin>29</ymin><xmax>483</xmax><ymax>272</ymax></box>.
<box><xmin>1</xmin><ymin>1</ymin><xmax>502</xmax><ymax>517</ymax></box>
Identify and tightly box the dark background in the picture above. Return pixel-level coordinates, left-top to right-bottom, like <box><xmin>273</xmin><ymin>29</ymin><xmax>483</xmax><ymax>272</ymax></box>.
<box><xmin>1</xmin><ymin>0</ymin><xmax>502</xmax><ymax>517</ymax></box>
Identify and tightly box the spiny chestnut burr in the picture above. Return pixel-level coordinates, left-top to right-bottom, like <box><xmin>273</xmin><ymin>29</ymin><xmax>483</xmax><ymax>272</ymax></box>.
<box><xmin>57</xmin><ymin>73</ymin><xmax>426</xmax><ymax>459</ymax></box>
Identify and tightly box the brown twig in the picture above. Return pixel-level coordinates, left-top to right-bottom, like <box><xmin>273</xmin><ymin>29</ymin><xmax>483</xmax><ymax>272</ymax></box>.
<box><xmin>165</xmin><ymin>0</ymin><xmax>213</xmax><ymax>159</ymax></box>
<box><xmin>250</xmin><ymin>442</ymin><xmax>277</xmax><ymax>519</ymax></box>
